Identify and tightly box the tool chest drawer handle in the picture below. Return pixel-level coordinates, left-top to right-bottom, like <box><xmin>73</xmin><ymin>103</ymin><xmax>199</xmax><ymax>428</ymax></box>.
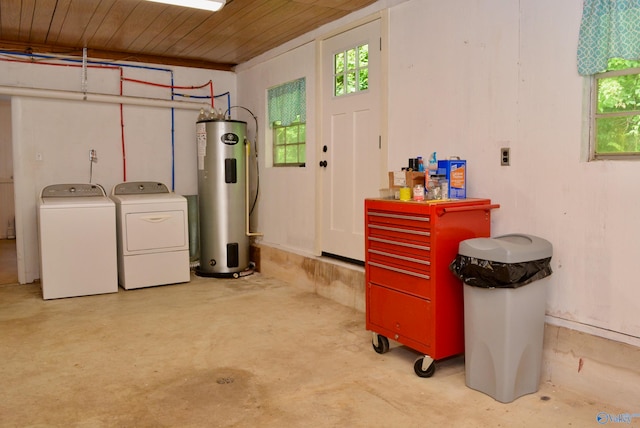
<box><xmin>368</xmin><ymin>261</ymin><xmax>431</xmax><ymax>280</ymax></box>
<box><xmin>368</xmin><ymin>236</ymin><xmax>430</xmax><ymax>251</ymax></box>
<box><xmin>368</xmin><ymin>249</ymin><xmax>431</xmax><ymax>266</ymax></box>
<box><xmin>437</xmin><ymin>204</ymin><xmax>501</xmax><ymax>216</ymax></box>
<box><xmin>368</xmin><ymin>224</ymin><xmax>431</xmax><ymax>237</ymax></box>
<box><xmin>368</xmin><ymin>211</ymin><xmax>430</xmax><ymax>223</ymax></box>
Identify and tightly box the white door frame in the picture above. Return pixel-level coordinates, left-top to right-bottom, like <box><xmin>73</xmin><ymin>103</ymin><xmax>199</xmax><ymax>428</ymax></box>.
<box><xmin>314</xmin><ymin>11</ymin><xmax>390</xmax><ymax>258</ymax></box>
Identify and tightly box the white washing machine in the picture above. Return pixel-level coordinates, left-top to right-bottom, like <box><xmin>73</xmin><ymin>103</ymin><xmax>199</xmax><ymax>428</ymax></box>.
<box><xmin>38</xmin><ymin>183</ymin><xmax>118</xmax><ymax>300</ymax></box>
<box><xmin>110</xmin><ymin>181</ymin><xmax>190</xmax><ymax>290</ymax></box>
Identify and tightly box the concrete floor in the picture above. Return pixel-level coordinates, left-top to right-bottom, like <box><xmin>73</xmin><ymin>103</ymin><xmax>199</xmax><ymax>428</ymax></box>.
<box><xmin>0</xmin><ymin>272</ymin><xmax>621</xmax><ymax>427</ymax></box>
<box><xmin>0</xmin><ymin>239</ymin><xmax>18</xmax><ymax>285</ymax></box>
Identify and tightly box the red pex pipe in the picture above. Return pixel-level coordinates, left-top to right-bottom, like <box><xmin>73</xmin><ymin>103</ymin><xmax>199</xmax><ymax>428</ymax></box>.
<box><xmin>120</xmin><ymin>76</ymin><xmax>212</xmax><ymax>90</ymax></box>
<box><xmin>120</xmin><ymin>68</ymin><xmax>127</xmax><ymax>182</ymax></box>
<box><xmin>210</xmin><ymin>81</ymin><xmax>214</xmax><ymax>109</ymax></box>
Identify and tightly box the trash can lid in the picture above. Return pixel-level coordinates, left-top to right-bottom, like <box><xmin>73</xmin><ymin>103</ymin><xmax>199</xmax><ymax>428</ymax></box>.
<box><xmin>458</xmin><ymin>234</ymin><xmax>552</xmax><ymax>263</ymax></box>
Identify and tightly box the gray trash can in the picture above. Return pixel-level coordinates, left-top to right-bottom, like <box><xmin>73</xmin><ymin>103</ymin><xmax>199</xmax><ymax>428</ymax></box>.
<box><xmin>450</xmin><ymin>234</ymin><xmax>553</xmax><ymax>403</ymax></box>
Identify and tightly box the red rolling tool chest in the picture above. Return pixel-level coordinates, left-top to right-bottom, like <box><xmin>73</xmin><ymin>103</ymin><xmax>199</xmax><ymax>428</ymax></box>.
<box><xmin>365</xmin><ymin>198</ymin><xmax>499</xmax><ymax>377</ymax></box>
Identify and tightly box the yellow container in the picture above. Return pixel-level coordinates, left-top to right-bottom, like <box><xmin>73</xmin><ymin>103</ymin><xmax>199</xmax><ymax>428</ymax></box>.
<box><xmin>399</xmin><ymin>187</ymin><xmax>411</xmax><ymax>201</ymax></box>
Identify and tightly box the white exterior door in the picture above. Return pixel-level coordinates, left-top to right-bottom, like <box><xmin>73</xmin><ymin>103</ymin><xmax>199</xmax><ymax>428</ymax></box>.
<box><xmin>320</xmin><ymin>19</ymin><xmax>382</xmax><ymax>262</ymax></box>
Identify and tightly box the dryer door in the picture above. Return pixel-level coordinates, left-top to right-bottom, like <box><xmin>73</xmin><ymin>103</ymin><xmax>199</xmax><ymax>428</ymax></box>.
<box><xmin>125</xmin><ymin>210</ymin><xmax>187</xmax><ymax>253</ymax></box>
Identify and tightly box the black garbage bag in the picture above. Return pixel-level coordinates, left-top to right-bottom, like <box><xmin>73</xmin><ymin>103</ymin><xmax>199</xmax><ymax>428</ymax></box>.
<box><xmin>449</xmin><ymin>255</ymin><xmax>552</xmax><ymax>289</ymax></box>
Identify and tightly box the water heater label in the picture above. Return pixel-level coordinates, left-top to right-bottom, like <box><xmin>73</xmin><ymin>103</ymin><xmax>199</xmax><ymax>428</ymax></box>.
<box><xmin>221</xmin><ymin>133</ymin><xmax>239</xmax><ymax>145</ymax></box>
<box><xmin>196</xmin><ymin>123</ymin><xmax>207</xmax><ymax>170</ymax></box>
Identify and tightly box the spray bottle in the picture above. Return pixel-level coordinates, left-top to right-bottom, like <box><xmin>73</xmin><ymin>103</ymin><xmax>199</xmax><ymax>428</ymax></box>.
<box><xmin>428</xmin><ymin>152</ymin><xmax>438</xmax><ymax>176</ymax></box>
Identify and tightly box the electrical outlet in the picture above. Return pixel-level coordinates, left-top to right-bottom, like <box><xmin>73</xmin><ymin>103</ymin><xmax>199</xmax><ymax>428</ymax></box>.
<box><xmin>36</xmin><ymin>152</ymin><xmax>43</xmax><ymax>161</ymax></box>
<box><xmin>500</xmin><ymin>147</ymin><xmax>510</xmax><ymax>166</ymax></box>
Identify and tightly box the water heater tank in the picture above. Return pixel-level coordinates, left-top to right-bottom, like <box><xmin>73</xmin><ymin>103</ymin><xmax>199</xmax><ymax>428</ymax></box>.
<box><xmin>195</xmin><ymin>119</ymin><xmax>250</xmax><ymax>277</ymax></box>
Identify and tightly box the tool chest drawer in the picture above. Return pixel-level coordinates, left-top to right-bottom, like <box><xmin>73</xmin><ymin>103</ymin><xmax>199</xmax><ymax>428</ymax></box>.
<box><xmin>367</xmin><ymin>223</ymin><xmax>430</xmax><ymax>246</ymax></box>
<box><xmin>367</xmin><ymin>235</ymin><xmax>430</xmax><ymax>259</ymax></box>
<box><xmin>367</xmin><ymin>248</ymin><xmax>430</xmax><ymax>274</ymax></box>
<box><xmin>367</xmin><ymin>283</ymin><xmax>432</xmax><ymax>348</ymax></box>
<box><xmin>367</xmin><ymin>259</ymin><xmax>432</xmax><ymax>298</ymax></box>
<box><xmin>366</xmin><ymin>210</ymin><xmax>430</xmax><ymax>230</ymax></box>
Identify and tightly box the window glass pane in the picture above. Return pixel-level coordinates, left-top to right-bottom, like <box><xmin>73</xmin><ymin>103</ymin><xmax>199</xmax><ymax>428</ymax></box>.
<box><xmin>286</xmin><ymin>126</ymin><xmax>298</xmax><ymax>144</ymax></box>
<box><xmin>335</xmin><ymin>75</ymin><xmax>344</xmax><ymax>96</ymax></box>
<box><xmin>299</xmin><ymin>124</ymin><xmax>306</xmax><ymax>142</ymax></box>
<box><xmin>607</xmin><ymin>58</ymin><xmax>640</xmax><ymax>72</ymax></box>
<box><xmin>359</xmin><ymin>69</ymin><xmax>368</xmax><ymax>91</ymax></box>
<box><xmin>299</xmin><ymin>144</ymin><xmax>306</xmax><ymax>163</ymax></box>
<box><xmin>359</xmin><ymin>44</ymin><xmax>368</xmax><ymax>67</ymax></box>
<box><xmin>335</xmin><ymin>52</ymin><xmax>345</xmax><ymax>74</ymax></box>
<box><xmin>597</xmin><ymin>75</ymin><xmax>640</xmax><ymax>114</ymax></box>
<box><xmin>596</xmin><ymin>116</ymin><xmax>640</xmax><ymax>153</ymax></box>
<box><xmin>346</xmin><ymin>71</ymin><xmax>356</xmax><ymax>94</ymax></box>
<box><xmin>597</xmin><ymin>59</ymin><xmax>640</xmax><ymax>115</ymax></box>
<box><xmin>285</xmin><ymin>145</ymin><xmax>299</xmax><ymax>163</ymax></box>
<box><xmin>347</xmin><ymin>48</ymin><xmax>356</xmax><ymax>70</ymax></box>
<box><xmin>275</xmin><ymin>146</ymin><xmax>286</xmax><ymax>164</ymax></box>
<box><xmin>275</xmin><ymin>127</ymin><xmax>285</xmax><ymax>144</ymax></box>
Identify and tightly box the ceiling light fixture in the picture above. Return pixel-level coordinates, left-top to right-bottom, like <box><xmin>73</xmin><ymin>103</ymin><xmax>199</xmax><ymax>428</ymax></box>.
<box><xmin>146</xmin><ymin>0</ymin><xmax>226</xmax><ymax>12</ymax></box>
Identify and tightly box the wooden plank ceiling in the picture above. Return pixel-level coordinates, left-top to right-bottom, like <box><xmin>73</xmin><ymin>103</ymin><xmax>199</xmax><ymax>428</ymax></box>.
<box><xmin>0</xmin><ymin>0</ymin><xmax>378</xmax><ymax>70</ymax></box>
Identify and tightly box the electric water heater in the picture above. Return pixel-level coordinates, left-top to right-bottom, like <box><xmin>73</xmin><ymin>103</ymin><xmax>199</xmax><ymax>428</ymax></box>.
<box><xmin>195</xmin><ymin>119</ymin><xmax>249</xmax><ymax>277</ymax></box>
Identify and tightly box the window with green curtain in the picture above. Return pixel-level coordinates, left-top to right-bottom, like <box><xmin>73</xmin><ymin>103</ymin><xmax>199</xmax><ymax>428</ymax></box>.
<box><xmin>578</xmin><ymin>1</ymin><xmax>640</xmax><ymax>159</ymax></box>
<box><xmin>577</xmin><ymin>0</ymin><xmax>640</xmax><ymax>75</ymax></box>
<box><xmin>268</xmin><ymin>78</ymin><xmax>306</xmax><ymax>166</ymax></box>
<box><xmin>268</xmin><ymin>77</ymin><xmax>306</xmax><ymax>126</ymax></box>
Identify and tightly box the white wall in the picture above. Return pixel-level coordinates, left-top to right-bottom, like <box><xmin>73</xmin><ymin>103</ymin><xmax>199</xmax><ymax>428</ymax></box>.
<box><xmin>0</xmin><ymin>99</ymin><xmax>14</xmax><ymax>239</ymax></box>
<box><xmin>235</xmin><ymin>43</ymin><xmax>318</xmax><ymax>255</ymax></box>
<box><xmin>237</xmin><ymin>0</ymin><xmax>640</xmax><ymax>346</ymax></box>
<box><xmin>1</xmin><ymin>57</ymin><xmax>236</xmax><ymax>283</ymax></box>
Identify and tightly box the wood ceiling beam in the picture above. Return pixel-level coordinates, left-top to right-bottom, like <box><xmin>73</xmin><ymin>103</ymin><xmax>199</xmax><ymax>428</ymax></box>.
<box><xmin>0</xmin><ymin>40</ymin><xmax>234</xmax><ymax>71</ymax></box>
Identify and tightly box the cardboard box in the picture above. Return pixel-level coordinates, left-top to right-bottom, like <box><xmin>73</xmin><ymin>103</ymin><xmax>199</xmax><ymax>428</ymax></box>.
<box><xmin>388</xmin><ymin>171</ymin><xmax>425</xmax><ymax>189</ymax></box>
<box><xmin>437</xmin><ymin>159</ymin><xmax>466</xmax><ymax>199</ymax></box>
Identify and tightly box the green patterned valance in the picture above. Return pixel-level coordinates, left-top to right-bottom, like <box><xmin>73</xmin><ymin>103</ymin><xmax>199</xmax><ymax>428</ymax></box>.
<box><xmin>267</xmin><ymin>77</ymin><xmax>306</xmax><ymax>127</ymax></box>
<box><xmin>578</xmin><ymin>0</ymin><xmax>640</xmax><ymax>75</ymax></box>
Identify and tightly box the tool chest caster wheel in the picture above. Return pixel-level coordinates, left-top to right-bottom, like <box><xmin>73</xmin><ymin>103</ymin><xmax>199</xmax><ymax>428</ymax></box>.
<box><xmin>413</xmin><ymin>356</ymin><xmax>436</xmax><ymax>378</ymax></box>
<box><xmin>371</xmin><ymin>333</ymin><xmax>389</xmax><ymax>354</ymax></box>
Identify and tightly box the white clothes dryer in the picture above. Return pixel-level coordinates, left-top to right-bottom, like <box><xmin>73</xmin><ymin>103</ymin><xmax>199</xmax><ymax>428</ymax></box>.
<box><xmin>110</xmin><ymin>181</ymin><xmax>190</xmax><ymax>290</ymax></box>
<box><xmin>37</xmin><ymin>183</ymin><xmax>118</xmax><ymax>300</ymax></box>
